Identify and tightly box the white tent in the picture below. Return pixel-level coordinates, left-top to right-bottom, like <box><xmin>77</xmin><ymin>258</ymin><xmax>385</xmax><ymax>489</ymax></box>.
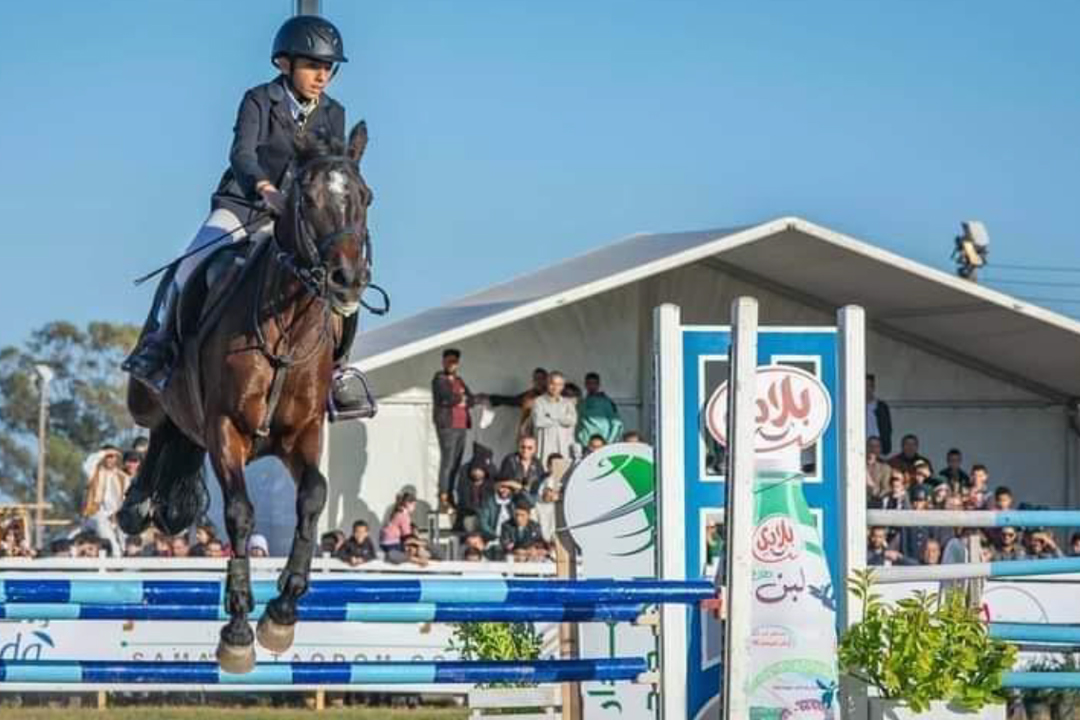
<box><xmin>312</xmin><ymin>216</ymin><xmax>1080</xmax><ymax>540</ymax></box>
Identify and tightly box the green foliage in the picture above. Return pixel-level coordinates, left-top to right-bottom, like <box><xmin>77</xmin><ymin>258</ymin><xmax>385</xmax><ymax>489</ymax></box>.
<box><xmin>839</xmin><ymin>568</ymin><xmax>1017</xmax><ymax>713</ymax></box>
<box><xmin>448</xmin><ymin>621</ymin><xmax>544</xmax><ymax>688</ymax></box>
<box><xmin>0</xmin><ymin>321</ymin><xmax>141</xmax><ymax>520</ymax></box>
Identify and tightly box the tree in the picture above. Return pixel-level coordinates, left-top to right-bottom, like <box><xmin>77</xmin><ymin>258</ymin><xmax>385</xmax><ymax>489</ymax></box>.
<box><xmin>0</xmin><ymin>321</ymin><xmax>141</xmax><ymax>520</ymax></box>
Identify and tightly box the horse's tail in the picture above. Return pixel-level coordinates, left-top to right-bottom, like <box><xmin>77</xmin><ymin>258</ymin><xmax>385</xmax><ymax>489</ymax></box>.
<box><xmin>152</xmin><ymin>429</ymin><xmax>209</xmax><ymax>537</ymax></box>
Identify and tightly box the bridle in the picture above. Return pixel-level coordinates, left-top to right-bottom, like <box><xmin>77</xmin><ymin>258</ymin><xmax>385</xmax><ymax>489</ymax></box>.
<box><xmin>275</xmin><ymin>154</ymin><xmax>372</xmax><ymax>304</ymax></box>
<box><xmin>247</xmin><ymin>152</ymin><xmax>388</xmax><ymax>438</ymax></box>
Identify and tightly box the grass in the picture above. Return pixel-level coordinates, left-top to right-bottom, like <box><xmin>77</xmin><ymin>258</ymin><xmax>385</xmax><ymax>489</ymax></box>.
<box><xmin>0</xmin><ymin>705</ymin><xmax>468</xmax><ymax>720</ymax></box>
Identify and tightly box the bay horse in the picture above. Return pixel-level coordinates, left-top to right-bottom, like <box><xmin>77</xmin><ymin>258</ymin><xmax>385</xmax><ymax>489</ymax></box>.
<box><xmin>118</xmin><ymin>122</ymin><xmax>373</xmax><ymax>673</ymax></box>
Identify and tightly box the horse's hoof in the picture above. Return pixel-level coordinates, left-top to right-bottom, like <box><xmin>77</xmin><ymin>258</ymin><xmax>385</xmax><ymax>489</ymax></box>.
<box><xmin>256</xmin><ymin>614</ymin><xmax>295</xmax><ymax>654</ymax></box>
<box><xmin>216</xmin><ymin>640</ymin><xmax>256</xmax><ymax>675</ymax></box>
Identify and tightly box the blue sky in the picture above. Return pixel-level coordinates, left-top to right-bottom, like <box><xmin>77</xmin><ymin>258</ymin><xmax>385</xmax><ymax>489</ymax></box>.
<box><xmin>1</xmin><ymin>1</ymin><xmax>1079</xmax><ymax>350</ymax></box>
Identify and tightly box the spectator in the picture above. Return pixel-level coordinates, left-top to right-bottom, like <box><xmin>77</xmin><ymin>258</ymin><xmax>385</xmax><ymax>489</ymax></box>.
<box><xmin>124</xmin><ymin>536</ymin><xmax>143</xmax><ymax>557</ymax></box>
<box><xmin>943</xmin><ymin>528</ymin><xmax>984</xmax><ymax>564</ymax></box>
<box><xmin>191</xmin><ymin>524</ymin><xmax>217</xmax><ymax>556</ymax></box>
<box><xmin>456</xmin><ymin>453</ymin><xmax>495</xmax><ymax>531</ymax></box>
<box><xmin>500</xmin><ymin>497</ymin><xmax>544</xmax><ymax>557</ymax></box>
<box><xmin>533</xmin><ymin>371</ymin><xmax>578</xmax><ymax>465</ymax></box>
<box><xmin>463</xmin><ymin>547</ymin><xmax>484</xmax><ymax>562</ymax></box>
<box><xmin>705</xmin><ymin>522</ymin><xmax>723</xmax><ymax>565</ymax></box>
<box><xmin>918</xmin><ymin>538</ymin><xmax>942</xmax><ymax>565</ymax></box>
<box><xmin>929</xmin><ymin>482</ymin><xmax>950</xmax><ymax>510</ymax></box>
<box><xmin>338</xmin><ymin>521</ymin><xmax>376</xmax><ymax>565</ymax></box>
<box><xmin>967</xmin><ymin>465</ymin><xmax>991</xmax><ymax>508</ymax></box>
<box><xmin>575</xmin><ymin>372</ymin><xmax>624</xmax><ymax>447</ymax></box>
<box><xmin>535</xmin><ymin>480</ymin><xmax>559</xmax><ymax>544</ymax></box>
<box><xmin>1070</xmin><ymin>532</ymin><xmax>1080</xmax><ymax>557</ymax></box>
<box><xmin>938</xmin><ymin>449</ymin><xmax>969</xmax><ymax>489</ymax></box>
<box><xmin>478</xmin><ymin>479</ymin><xmax>521</xmax><ymax>542</ymax></box>
<box><xmin>526</xmin><ymin>540</ymin><xmax>552</xmax><ymax>562</ymax></box>
<box><xmin>432</xmin><ymin>348</ymin><xmax>475</xmax><ymax>511</ymax></box>
<box><xmin>930</xmin><ymin>495</ymin><xmax>962</xmax><ymax>548</ymax></box>
<box><xmin>380</xmin><ymin>491</ymin><xmax>416</xmax><ymax>555</ymax></box>
<box><xmin>248</xmin><ymin>534</ymin><xmax>270</xmax><ymax>558</ymax></box>
<box><xmin>131</xmin><ymin>436</ymin><xmax>149</xmax><ymax>458</ymax></box>
<box><xmin>320</xmin><ymin>530</ymin><xmax>346</xmax><ymax>557</ymax></box>
<box><xmin>867</xmin><ymin>527</ymin><xmax>913</xmax><ymax>566</ymax></box>
<box><xmin>0</xmin><ymin>521</ymin><xmax>33</xmax><ymax>558</ymax></box>
<box><xmin>204</xmin><ymin>539</ymin><xmax>226</xmax><ymax>558</ymax></box>
<box><xmin>73</xmin><ymin>531</ymin><xmax>106</xmax><ymax>558</ymax></box>
<box><xmin>397</xmin><ymin>534</ymin><xmax>440</xmax><ymax>567</ymax></box>
<box><xmin>866</xmin><ymin>374</ymin><xmax>893</xmax><ymax>455</ymax></box>
<box><xmin>122</xmin><ymin>451</ymin><xmax>142</xmax><ymax>480</ymax></box>
<box><xmin>993</xmin><ymin>527</ymin><xmax>1026</xmax><ymax>561</ymax></box>
<box><xmin>459</xmin><ymin>531</ymin><xmax>492</xmax><ymax>561</ymax></box>
<box><xmin>912</xmin><ymin>460</ymin><xmax>933</xmax><ymax>488</ymax></box>
<box><xmin>622</xmin><ymin>430</ymin><xmax>642</xmax><ymax>444</ymax></box>
<box><xmin>897</xmin><ymin>485</ymin><xmax>931</xmax><ymax>559</ymax></box>
<box><xmin>866</xmin><ymin>436</ymin><xmax>892</xmax><ymax>501</ymax></box>
<box><xmin>584</xmin><ymin>434</ymin><xmax>606</xmax><ymax>456</ymax></box>
<box><xmin>1028</xmin><ymin>531</ymin><xmax>1064</xmax><ymax>559</ymax></box>
<box><xmin>488</xmin><ymin>368</ymin><xmax>548</xmax><ymax>441</ymax></box>
<box><xmin>170</xmin><ymin>535</ymin><xmax>190</xmax><ymax>558</ymax></box>
<box><xmin>81</xmin><ymin>446</ymin><xmax>129</xmax><ymax>557</ymax></box>
<box><xmin>49</xmin><ymin>538</ymin><xmax>73</xmax><ymax>557</ymax></box>
<box><xmin>877</xmin><ymin>470</ymin><xmax>910</xmax><ymax>510</ymax></box>
<box><xmin>889</xmin><ymin>434</ymin><xmax>932</xmax><ymax>478</ymax></box>
<box><xmin>149</xmin><ymin>533</ymin><xmax>171</xmax><ymax>557</ymax></box>
<box><xmin>498</xmin><ymin>436</ymin><xmax>544</xmax><ymax>496</ymax></box>
<box><xmin>992</xmin><ymin>486</ymin><xmax>1015</xmax><ymax>511</ymax></box>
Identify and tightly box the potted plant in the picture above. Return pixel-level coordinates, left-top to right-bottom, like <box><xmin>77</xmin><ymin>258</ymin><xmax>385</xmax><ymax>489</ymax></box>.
<box><xmin>839</xmin><ymin>569</ymin><xmax>1017</xmax><ymax>719</ymax></box>
<box><xmin>449</xmin><ymin>621</ymin><xmax>559</xmax><ymax>715</ymax></box>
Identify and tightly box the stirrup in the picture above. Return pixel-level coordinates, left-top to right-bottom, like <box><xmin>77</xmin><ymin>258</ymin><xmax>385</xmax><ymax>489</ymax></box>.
<box><xmin>328</xmin><ymin>367</ymin><xmax>377</xmax><ymax>422</ymax></box>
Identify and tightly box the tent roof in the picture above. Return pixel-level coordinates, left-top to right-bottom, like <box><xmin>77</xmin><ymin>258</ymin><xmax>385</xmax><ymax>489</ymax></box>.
<box><xmin>353</xmin><ymin>216</ymin><xmax>1080</xmax><ymax>400</ymax></box>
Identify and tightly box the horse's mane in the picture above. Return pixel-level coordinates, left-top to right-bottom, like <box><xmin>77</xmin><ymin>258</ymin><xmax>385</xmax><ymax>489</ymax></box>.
<box><xmin>294</xmin><ymin>131</ymin><xmax>348</xmax><ymax>170</ymax></box>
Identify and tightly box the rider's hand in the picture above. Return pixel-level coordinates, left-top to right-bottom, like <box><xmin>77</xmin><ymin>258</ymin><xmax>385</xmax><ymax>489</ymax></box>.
<box><xmin>257</xmin><ymin>182</ymin><xmax>287</xmax><ymax>215</ymax></box>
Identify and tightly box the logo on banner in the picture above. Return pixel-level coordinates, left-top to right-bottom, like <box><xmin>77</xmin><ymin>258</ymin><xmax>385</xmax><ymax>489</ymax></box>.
<box><xmin>753</xmin><ymin>515</ymin><xmax>800</xmax><ymax>563</ymax></box>
<box><xmin>704</xmin><ymin>365</ymin><xmax>831</xmax><ymax>452</ymax></box>
<box><xmin>563</xmin><ymin>443</ymin><xmax>655</xmax><ymax>559</ymax></box>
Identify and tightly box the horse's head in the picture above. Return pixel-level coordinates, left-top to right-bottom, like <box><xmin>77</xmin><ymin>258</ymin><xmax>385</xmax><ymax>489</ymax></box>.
<box><xmin>280</xmin><ymin>121</ymin><xmax>373</xmax><ymax>317</ymax></box>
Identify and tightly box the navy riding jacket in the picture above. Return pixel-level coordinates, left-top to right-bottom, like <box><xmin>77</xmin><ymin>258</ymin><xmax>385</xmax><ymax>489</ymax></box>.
<box><xmin>212</xmin><ymin>75</ymin><xmax>346</xmax><ymax>221</ymax></box>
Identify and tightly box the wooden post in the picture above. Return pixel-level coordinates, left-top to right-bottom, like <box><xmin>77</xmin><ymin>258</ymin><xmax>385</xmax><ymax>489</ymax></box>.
<box><xmin>837</xmin><ymin>305</ymin><xmax>868</xmax><ymax>720</ymax></box>
<box><xmin>314</xmin><ymin>689</ymin><xmax>326</xmax><ymax>711</ymax></box>
<box><xmin>722</xmin><ymin>297</ymin><xmax>758</xmax><ymax>720</ymax></box>
<box><xmin>96</xmin><ymin>690</ymin><xmax>107</xmax><ymax>710</ymax></box>
<box><xmin>552</xmin><ymin>457</ymin><xmax>583</xmax><ymax>720</ymax></box>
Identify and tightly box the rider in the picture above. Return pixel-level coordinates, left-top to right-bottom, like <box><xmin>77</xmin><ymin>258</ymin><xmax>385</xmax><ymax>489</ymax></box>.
<box><xmin>123</xmin><ymin>15</ymin><xmax>373</xmax><ymax>421</ymax></box>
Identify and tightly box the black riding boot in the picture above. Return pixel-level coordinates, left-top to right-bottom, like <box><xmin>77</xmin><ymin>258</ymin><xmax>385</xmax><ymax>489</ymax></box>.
<box><xmin>327</xmin><ymin>313</ymin><xmax>378</xmax><ymax>422</ymax></box>
<box><xmin>122</xmin><ymin>276</ymin><xmax>179</xmax><ymax>394</ymax></box>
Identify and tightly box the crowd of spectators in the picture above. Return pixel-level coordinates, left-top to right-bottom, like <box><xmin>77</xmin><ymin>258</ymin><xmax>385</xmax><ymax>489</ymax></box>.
<box><xmin>864</xmin><ymin>373</ymin><xmax>1080</xmax><ymax>567</ymax></box>
<box><xmin>28</xmin><ymin>365</ymin><xmax>1079</xmax><ymax>574</ymax></box>
<box><xmin>3</xmin><ymin>349</ymin><xmax>636</xmax><ymax>568</ymax></box>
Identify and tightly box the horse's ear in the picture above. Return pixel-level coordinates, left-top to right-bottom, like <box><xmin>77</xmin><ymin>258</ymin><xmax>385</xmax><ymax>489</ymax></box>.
<box><xmin>347</xmin><ymin>121</ymin><xmax>368</xmax><ymax>165</ymax></box>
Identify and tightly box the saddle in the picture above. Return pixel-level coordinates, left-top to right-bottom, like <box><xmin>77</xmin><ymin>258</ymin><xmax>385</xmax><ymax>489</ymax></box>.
<box><xmin>176</xmin><ymin>239</ymin><xmax>266</xmax><ymax>345</ymax></box>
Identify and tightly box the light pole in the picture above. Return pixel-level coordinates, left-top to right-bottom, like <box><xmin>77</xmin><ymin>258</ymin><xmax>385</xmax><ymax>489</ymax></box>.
<box><xmin>33</xmin><ymin>364</ymin><xmax>54</xmax><ymax>551</ymax></box>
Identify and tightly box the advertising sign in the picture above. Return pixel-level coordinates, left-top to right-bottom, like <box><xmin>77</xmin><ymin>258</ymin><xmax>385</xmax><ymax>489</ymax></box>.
<box><xmin>563</xmin><ymin>443</ymin><xmax>658</xmax><ymax>720</ymax></box>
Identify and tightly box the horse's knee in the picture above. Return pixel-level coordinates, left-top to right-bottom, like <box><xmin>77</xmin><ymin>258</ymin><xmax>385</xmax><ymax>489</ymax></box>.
<box><xmin>224</xmin><ymin>497</ymin><xmax>255</xmax><ymax>535</ymax></box>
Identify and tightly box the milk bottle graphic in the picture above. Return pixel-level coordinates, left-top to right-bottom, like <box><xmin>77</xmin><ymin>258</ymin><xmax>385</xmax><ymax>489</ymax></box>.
<box><xmin>706</xmin><ymin>365</ymin><xmax>839</xmax><ymax>719</ymax></box>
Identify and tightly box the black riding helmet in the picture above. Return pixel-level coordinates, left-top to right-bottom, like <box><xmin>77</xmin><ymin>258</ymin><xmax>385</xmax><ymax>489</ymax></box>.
<box><xmin>271</xmin><ymin>15</ymin><xmax>347</xmax><ymax>66</ymax></box>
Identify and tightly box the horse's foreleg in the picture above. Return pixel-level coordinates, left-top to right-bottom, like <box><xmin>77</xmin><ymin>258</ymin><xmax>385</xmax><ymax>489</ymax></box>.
<box><xmin>257</xmin><ymin>425</ymin><xmax>327</xmax><ymax>654</ymax></box>
<box><xmin>209</xmin><ymin>417</ymin><xmax>257</xmax><ymax>674</ymax></box>
<box><xmin>117</xmin><ymin>423</ymin><xmax>171</xmax><ymax>535</ymax></box>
